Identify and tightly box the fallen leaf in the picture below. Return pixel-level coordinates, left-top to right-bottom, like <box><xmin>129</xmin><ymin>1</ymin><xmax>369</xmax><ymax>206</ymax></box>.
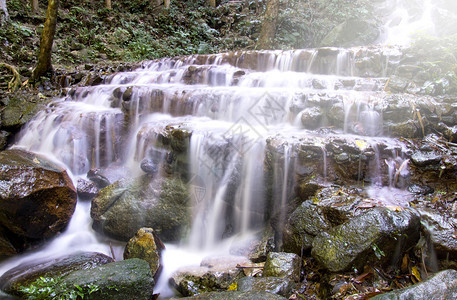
<box><xmin>411</xmin><ymin>266</ymin><xmax>421</xmax><ymax>282</ymax></box>
<box><xmin>401</xmin><ymin>254</ymin><xmax>409</xmax><ymax>273</ymax></box>
<box><xmin>355</xmin><ymin>140</ymin><xmax>368</xmax><ymax>151</ymax></box>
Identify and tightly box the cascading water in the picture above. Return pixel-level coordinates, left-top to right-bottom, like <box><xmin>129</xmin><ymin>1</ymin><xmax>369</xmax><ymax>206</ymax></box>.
<box><xmin>0</xmin><ymin>0</ymin><xmax>449</xmax><ymax>296</ymax></box>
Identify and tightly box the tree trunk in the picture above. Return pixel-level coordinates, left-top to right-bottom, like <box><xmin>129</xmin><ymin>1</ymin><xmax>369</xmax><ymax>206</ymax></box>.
<box><xmin>256</xmin><ymin>0</ymin><xmax>279</xmax><ymax>50</ymax></box>
<box><xmin>31</xmin><ymin>0</ymin><xmax>39</xmax><ymax>13</ymax></box>
<box><xmin>164</xmin><ymin>0</ymin><xmax>170</xmax><ymax>9</ymax></box>
<box><xmin>209</xmin><ymin>0</ymin><xmax>216</xmax><ymax>8</ymax></box>
<box><xmin>105</xmin><ymin>0</ymin><xmax>111</xmax><ymax>10</ymax></box>
<box><xmin>0</xmin><ymin>0</ymin><xmax>9</xmax><ymax>24</ymax></box>
<box><xmin>32</xmin><ymin>0</ymin><xmax>59</xmax><ymax>82</ymax></box>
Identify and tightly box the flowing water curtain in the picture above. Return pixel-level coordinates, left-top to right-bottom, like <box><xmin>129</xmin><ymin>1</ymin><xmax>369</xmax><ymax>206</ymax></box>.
<box><xmin>0</xmin><ymin>0</ymin><xmax>9</xmax><ymax>23</ymax></box>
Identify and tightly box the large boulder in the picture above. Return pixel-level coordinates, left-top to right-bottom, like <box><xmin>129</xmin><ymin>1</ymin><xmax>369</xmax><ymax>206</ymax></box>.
<box><xmin>311</xmin><ymin>207</ymin><xmax>420</xmax><ymax>272</ymax></box>
<box><xmin>371</xmin><ymin>269</ymin><xmax>457</xmax><ymax>300</ymax></box>
<box><xmin>418</xmin><ymin>209</ymin><xmax>457</xmax><ymax>258</ymax></box>
<box><xmin>91</xmin><ymin>175</ymin><xmax>190</xmax><ymax>242</ymax></box>
<box><xmin>1</xmin><ymin>94</ymin><xmax>47</xmax><ymax>132</ymax></box>
<box><xmin>282</xmin><ymin>201</ymin><xmax>332</xmax><ymax>254</ymax></box>
<box><xmin>59</xmin><ymin>258</ymin><xmax>154</xmax><ymax>300</ymax></box>
<box><xmin>124</xmin><ymin>227</ymin><xmax>163</xmax><ymax>277</ymax></box>
<box><xmin>0</xmin><ymin>252</ymin><xmax>114</xmax><ymax>296</ymax></box>
<box><xmin>0</xmin><ymin>149</ymin><xmax>77</xmax><ymax>256</ymax></box>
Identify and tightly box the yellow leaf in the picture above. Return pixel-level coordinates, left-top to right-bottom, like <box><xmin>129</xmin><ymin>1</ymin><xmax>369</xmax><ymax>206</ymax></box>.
<box><xmin>228</xmin><ymin>282</ymin><xmax>237</xmax><ymax>291</ymax></box>
<box><xmin>355</xmin><ymin>140</ymin><xmax>368</xmax><ymax>151</ymax></box>
<box><xmin>411</xmin><ymin>266</ymin><xmax>421</xmax><ymax>282</ymax></box>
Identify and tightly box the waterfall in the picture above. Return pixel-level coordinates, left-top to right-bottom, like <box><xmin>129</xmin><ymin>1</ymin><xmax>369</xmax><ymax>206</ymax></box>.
<box><xmin>0</xmin><ymin>0</ymin><xmax>445</xmax><ymax>294</ymax></box>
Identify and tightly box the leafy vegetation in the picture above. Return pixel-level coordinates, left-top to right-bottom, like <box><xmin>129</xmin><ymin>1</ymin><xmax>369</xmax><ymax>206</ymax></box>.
<box><xmin>19</xmin><ymin>276</ymin><xmax>100</xmax><ymax>300</ymax></box>
<box><xmin>408</xmin><ymin>34</ymin><xmax>457</xmax><ymax>95</ymax></box>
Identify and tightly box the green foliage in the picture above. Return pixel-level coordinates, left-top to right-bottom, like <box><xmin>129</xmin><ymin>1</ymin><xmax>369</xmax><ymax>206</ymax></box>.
<box><xmin>19</xmin><ymin>277</ymin><xmax>100</xmax><ymax>300</ymax></box>
<box><xmin>409</xmin><ymin>35</ymin><xmax>457</xmax><ymax>95</ymax></box>
<box><xmin>274</xmin><ymin>0</ymin><xmax>376</xmax><ymax>48</ymax></box>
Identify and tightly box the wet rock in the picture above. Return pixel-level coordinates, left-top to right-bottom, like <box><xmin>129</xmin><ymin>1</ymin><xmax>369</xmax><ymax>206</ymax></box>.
<box><xmin>327</xmin><ymin>102</ymin><xmax>345</xmax><ymax>125</ymax></box>
<box><xmin>80</xmin><ymin>72</ymin><xmax>104</xmax><ymax>86</ymax></box>
<box><xmin>263</xmin><ymin>252</ymin><xmax>301</xmax><ymax>282</ymax></box>
<box><xmin>410</xmin><ymin>151</ymin><xmax>442</xmax><ymax>169</ymax></box>
<box><xmin>0</xmin><ymin>290</ymin><xmax>16</xmax><ymax>299</ymax></box>
<box><xmin>320</xmin><ymin>19</ymin><xmax>380</xmax><ymax>48</ymax></box>
<box><xmin>140</xmin><ymin>158</ymin><xmax>159</xmax><ymax>175</ymax></box>
<box><xmin>76</xmin><ymin>178</ymin><xmax>99</xmax><ymax>201</ymax></box>
<box><xmin>87</xmin><ymin>168</ymin><xmax>110</xmax><ymax>188</ymax></box>
<box><xmin>312</xmin><ymin>186</ymin><xmax>365</xmax><ymax>226</ymax></box>
<box><xmin>237</xmin><ymin>277</ymin><xmax>295</xmax><ymax>298</ymax></box>
<box><xmin>388</xmin><ymin>120</ymin><xmax>420</xmax><ymax>138</ymax></box>
<box><xmin>176</xmin><ymin>291</ymin><xmax>287</xmax><ymax>300</ymax></box>
<box><xmin>91</xmin><ymin>175</ymin><xmax>190</xmax><ymax>242</ymax></box>
<box><xmin>371</xmin><ymin>269</ymin><xmax>457</xmax><ymax>300</ymax></box>
<box><xmin>229</xmin><ymin>227</ymin><xmax>275</xmax><ymax>262</ymax></box>
<box><xmin>419</xmin><ymin>209</ymin><xmax>457</xmax><ymax>258</ymax></box>
<box><xmin>296</xmin><ymin>179</ymin><xmax>323</xmax><ymax>202</ymax></box>
<box><xmin>0</xmin><ymin>252</ymin><xmax>114</xmax><ymax>295</ymax></box>
<box><xmin>1</xmin><ymin>94</ymin><xmax>47</xmax><ymax>132</ymax></box>
<box><xmin>311</xmin><ymin>207</ymin><xmax>420</xmax><ymax>272</ymax></box>
<box><xmin>0</xmin><ymin>149</ymin><xmax>76</xmax><ymax>255</ymax></box>
<box><xmin>0</xmin><ymin>131</ymin><xmax>10</xmax><ymax>151</ymax></box>
<box><xmin>0</xmin><ymin>232</ymin><xmax>16</xmax><ymax>259</ymax></box>
<box><xmin>124</xmin><ymin>228</ymin><xmax>163</xmax><ymax>277</ymax></box>
<box><xmin>283</xmin><ymin>201</ymin><xmax>332</xmax><ymax>255</ymax></box>
<box><xmin>407</xmin><ymin>184</ymin><xmax>434</xmax><ymax>195</ymax></box>
<box><xmin>60</xmin><ymin>258</ymin><xmax>154</xmax><ymax>300</ymax></box>
<box><xmin>300</xmin><ymin>107</ymin><xmax>323</xmax><ymax>129</ymax></box>
<box><xmin>385</xmin><ymin>75</ymin><xmax>409</xmax><ymax>93</ymax></box>
<box><xmin>122</xmin><ymin>86</ymin><xmax>134</xmax><ymax>102</ymax></box>
<box><xmin>170</xmin><ymin>256</ymin><xmax>250</xmax><ymax>296</ymax></box>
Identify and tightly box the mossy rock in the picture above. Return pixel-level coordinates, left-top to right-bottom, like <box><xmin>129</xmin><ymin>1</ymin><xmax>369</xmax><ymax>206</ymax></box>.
<box><xmin>263</xmin><ymin>252</ymin><xmax>301</xmax><ymax>283</ymax></box>
<box><xmin>237</xmin><ymin>277</ymin><xmax>295</xmax><ymax>298</ymax></box>
<box><xmin>311</xmin><ymin>207</ymin><xmax>420</xmax><ymax>272</ymax></box>
<box><xmin>1</xmin><ymin>93</ymin><xmax>48</xmax><ymax>132</ymax></box>
<box><xmin>0</xmin><ymin>252</ymin><xmax>114</xmax><ymax>296</ymax></box>
<box><xmin>124</xmin><ymin>228</ymin><xmax>162</xmax><ymax>277</ymax></box>
<box><xmin>91</xmin><ymin>175</ymin><xmax>191</xmax><ymax>242</ymax></box>
<box><xmin>282</xmin><ymin>200</ymin><xmax>331</xmax><ymax>255</ymax></box>
<box><xmin>59</xmin><ymin>259</ymin><xmax>154</xmax><ymax>300</ymax></box>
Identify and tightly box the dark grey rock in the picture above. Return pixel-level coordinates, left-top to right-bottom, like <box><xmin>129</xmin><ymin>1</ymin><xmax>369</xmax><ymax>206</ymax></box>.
<box><xmin>60</xmin><ymin>258</ymin><xmax>154</xmax><ymax>300</ymax></box>
<box><xmin>237</xmin><ymin>276</ymin><xmax>295</xmax><ymax>298</ymax></box>
<box><xmin>371</xmin><ymin>269</ymin><xmax>457</xmax><ymax>300</ymax></box>
<box><xmin>283</xmin><ymin>200</ymin><xmax>332</xmax><ymax>254</ymax></box>
<box><xmin>91</xmin><ymin>175</ymin><xmax>190</xmax><ymax>242</ymax></box>
<box><xmin>311</xmin><ymin>207</ymin><xmax>420</xmax><ymax>272</ymax></box>
<box><xmin>263</xmin><ymin>252</ymin><xmax>301</xmax><ymax>282</ymax></box>
<box><xmin>0</xmin><ymin>252</ymin><xmax>114</xmax><ymax>295</ymax></box>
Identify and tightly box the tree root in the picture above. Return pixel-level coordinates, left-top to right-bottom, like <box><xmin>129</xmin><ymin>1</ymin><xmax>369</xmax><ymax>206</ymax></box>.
<box><xmin>0</xmin><ymin>63</ymin><xmax>22</xmax><ymax>92</ymax></box>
